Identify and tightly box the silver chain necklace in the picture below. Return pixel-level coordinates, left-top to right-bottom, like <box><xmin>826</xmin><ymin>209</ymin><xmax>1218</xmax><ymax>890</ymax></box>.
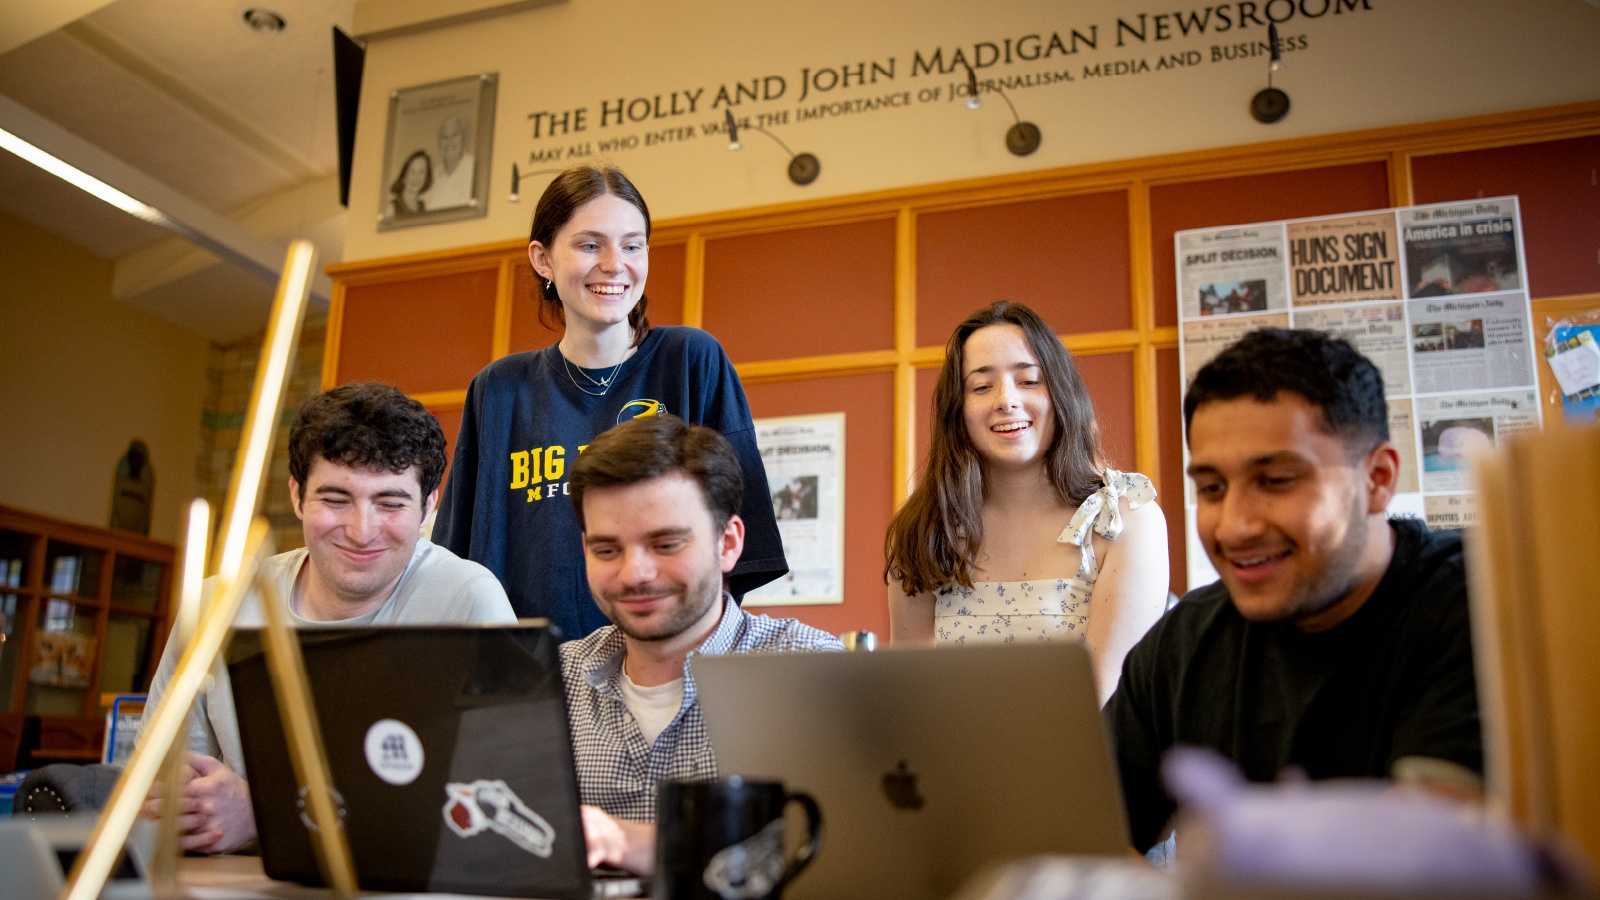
<box><xmin>562</xmin><ymin>354</ymin><xmax>625</xmax><ymax>397</ymax></box>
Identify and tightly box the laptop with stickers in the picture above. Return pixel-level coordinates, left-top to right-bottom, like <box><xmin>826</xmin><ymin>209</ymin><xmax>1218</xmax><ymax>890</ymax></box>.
<box><xmin>228</xmin><ymin>624</ymin><xmax>596</xmax><ymax>899</ymax></box>
<box><xmin>693</xmin><ymin>641</ymin><xmax>1131</xmax><ymax>900</ymax></box>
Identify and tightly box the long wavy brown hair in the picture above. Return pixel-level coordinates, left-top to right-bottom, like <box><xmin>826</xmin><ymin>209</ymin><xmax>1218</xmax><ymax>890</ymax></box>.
<box><xmin>528</xmin><ymin>164</ymin><xmax>652</xmax><ymax>347</ymax></box>
<box><xmin>884</xmin><ymin>301</ymin><xmax>1105</xmax><ymax>596</ymax></box>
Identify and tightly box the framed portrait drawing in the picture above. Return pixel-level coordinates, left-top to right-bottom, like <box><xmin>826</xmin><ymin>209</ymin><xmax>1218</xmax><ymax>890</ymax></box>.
<box><xmin>378</xmin><ymin>73</ymin><xmax>497</xmax><ymax>229</ymax></box>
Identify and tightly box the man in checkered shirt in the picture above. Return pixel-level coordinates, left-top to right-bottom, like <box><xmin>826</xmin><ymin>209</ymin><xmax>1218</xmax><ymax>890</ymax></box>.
<box><xmin>562</xmin><ymin>414</ymin><xmax>843</xmax><ymax>875</ymax></box>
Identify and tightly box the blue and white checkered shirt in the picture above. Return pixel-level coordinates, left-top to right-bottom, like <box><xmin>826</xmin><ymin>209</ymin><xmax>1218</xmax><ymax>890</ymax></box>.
<box><xmin>559</xmin><ymin>594</ymin><xmax>843</xmax><ymax>821</ymax></box>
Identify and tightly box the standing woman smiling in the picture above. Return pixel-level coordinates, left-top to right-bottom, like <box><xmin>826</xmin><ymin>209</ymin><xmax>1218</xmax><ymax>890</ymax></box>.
<box><xmin>885</xmin><ymin>301</ymin><xmax>1168</xmax><ymax>703</ymax></box>
<box><xmin>433</xmin><ymin>165</ymin><xmax>787</xmax><ymax>638</ymax></box>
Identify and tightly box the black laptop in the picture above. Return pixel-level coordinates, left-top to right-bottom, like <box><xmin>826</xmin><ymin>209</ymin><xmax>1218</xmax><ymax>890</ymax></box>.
<box><xmin>228</xmin><ymin>624</ymin><xmax>592</xmax><ymax>899</ymax></box>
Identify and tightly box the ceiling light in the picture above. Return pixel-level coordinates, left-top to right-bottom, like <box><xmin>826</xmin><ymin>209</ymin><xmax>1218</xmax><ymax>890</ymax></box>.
<box><xmin>242</xmin><ymin>8</ymin><xmax>287</xmax><ymax>35</ymax></box>
<box><xmin>0</xmin><ymin>126</ymin><xmax>170</xmax><ymax>226</ymax></box>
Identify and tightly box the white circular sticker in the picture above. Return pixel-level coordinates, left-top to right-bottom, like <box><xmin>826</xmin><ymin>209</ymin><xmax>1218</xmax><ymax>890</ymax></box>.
<box><xmin>364</xmin><ymin>718</ymin><xmax>425</xmax><ymax>785</ymax></box>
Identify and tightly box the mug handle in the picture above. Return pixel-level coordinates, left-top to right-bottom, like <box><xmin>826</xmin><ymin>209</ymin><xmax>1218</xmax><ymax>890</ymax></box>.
<box><xmin>775</xmin><ymin>791</ymin><xmax>823</xmax><ymax>890</ymax></box>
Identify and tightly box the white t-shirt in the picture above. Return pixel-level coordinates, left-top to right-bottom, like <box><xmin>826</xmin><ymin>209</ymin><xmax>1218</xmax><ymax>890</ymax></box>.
<box><xmin>618</xmin><ymin>672</ymin><xmax>685</xmax><ymax>747</ymax></box>
<box><xmin>141</xmin><ymin>537</ymin><xmax>515</xmax><ymax>777</ymax></box>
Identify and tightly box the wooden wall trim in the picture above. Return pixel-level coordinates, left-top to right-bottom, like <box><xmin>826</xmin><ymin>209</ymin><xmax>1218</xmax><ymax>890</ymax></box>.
<box><xmin>492</xmin><ymin>256</ymin><xmax>516</xmax><ymax>360</ymax></box>
<box><xmin>1127</xmin><ymin>182</ymin><xmax>1160</xmax><ymax>493</ymax></box>
<box><xmin>326</xmin><ymin>240</ymin><xmax>523</xmax><ymax>281</ymax></box>
<box><xmin>320</xmin><ymin>279</ymin><xmax>346</xmax><ymax>391</ymax></box>
<box><xmin>681</xmin><ymin>234</ymin><xmax>706</xmax><ymax>328</ymax></box>
<box><xmin>412</xmin><ymin>389</ymin><xmax>470</xmax><ymax>409</ymax></box>
<box><xmin>736</xmin><ymin>350</ymin><xmax>901</xmax><ymax>384</ymax></box>
<box><xmin>893</xmin><ymin>206</ymin><xmax>918</xmax><ymax>506</ymax></box>
<box><xmin>1387</xmin><ymin>150</ymin><xmax>1416</xmax><ymax>208</ymax></box>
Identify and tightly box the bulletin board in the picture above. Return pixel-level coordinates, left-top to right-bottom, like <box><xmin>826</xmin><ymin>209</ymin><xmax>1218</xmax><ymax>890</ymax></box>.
<box><xmin>1175</xmin><ymin>196</ymin><xmax>1541</xmax><ymax>587</ymax></box>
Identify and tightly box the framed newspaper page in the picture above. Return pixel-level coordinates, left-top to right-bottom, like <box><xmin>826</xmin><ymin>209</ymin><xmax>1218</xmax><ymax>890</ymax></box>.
<box><xmin>378</xmin><ymin>73</ymin><xmax>497</xmax><ymax>230</ymax></box>
<box><xmin>1174</xmin><ymin>197</ymin><xmax>1539</xmax><ymax>588</ymax></box>
<box><xmin>744</xmin><ymin>413</ymin><xmax>845</xmax><ymax>607</ymax></box>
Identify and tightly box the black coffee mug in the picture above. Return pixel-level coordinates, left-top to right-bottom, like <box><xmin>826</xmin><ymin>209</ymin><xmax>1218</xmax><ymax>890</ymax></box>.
<box><xmin>653</xmin><ymin>776</ymin><xmax>822</xmax><ymax>900</ymax></box>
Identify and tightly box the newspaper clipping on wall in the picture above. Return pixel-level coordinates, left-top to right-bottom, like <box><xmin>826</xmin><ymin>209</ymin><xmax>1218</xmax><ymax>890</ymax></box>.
<box><xmin>1175</xmin><ymin>196</ymin><xmax>1540</xmax><ymax>585</ymax></box>
<box><xmin>744</xmin><ymin>413</ymin><xmax>845</xmax><ymax>607</ymax></box>
<box><xmin>1295</xmin><ymin>303</ymin><xmax>1413</xmax><ymax>396</ymax></box>
<box><xmin>1287</xmin><ymin>213</ymin><xmax>1403</xmax><ymax>308</ymax></box>
<box><xmin>1177</xmin><ymin>225</ymin><xmax>1289</xmax><ymax>320</ymax></box>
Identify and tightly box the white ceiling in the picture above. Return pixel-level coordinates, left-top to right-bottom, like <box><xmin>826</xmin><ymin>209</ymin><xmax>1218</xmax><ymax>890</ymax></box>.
<box><xmin>0</xmin><ymin>0</ymin><xmax>354</xmax><ymax>340</ymax></box>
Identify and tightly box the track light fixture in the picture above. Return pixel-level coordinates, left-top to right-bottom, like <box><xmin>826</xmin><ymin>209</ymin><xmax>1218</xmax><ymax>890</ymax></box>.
<box><xmin>1251</xmin><ymin>22</ymin><xmax>1290</xmax><ymax>123</ymax></box>
<box><xmin>724</xmin><ymin>109</ymin><xmax>821</xmax><ymax>186</ymax></box>
<box><xmin>960</xmin><ymin>62</ymin><xmax>1041</xmax><ymax>156</ymax></box>
<box><xmin>509</xmin><ymin>165</ymin><xmax>564</xmax><ymax>202</ymax></box>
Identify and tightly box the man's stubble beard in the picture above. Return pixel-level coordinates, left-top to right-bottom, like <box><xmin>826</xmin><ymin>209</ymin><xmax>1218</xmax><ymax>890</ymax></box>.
<box><xmin>1285</xmin><ymin>489</ymin><xmax>1373</xmax><ymax>626</ymax></box>
<box><xmin>604</xmin><ymin>558</ymin><xmax>723</xmax><ymax>643</ymax></box>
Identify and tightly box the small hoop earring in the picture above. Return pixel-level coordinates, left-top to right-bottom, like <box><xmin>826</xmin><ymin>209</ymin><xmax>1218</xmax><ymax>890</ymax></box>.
<box><xmin>544</xmin><ymin>278</ymin><xmax>552</xmax><ymax>292</ymax></box>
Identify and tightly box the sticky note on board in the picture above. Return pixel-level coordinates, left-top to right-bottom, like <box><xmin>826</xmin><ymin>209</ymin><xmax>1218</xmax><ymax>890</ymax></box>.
<box><xmin>1547</xmin><ymin>330</ymin><xmax>1600</xmax><ymax>398</ymax></box>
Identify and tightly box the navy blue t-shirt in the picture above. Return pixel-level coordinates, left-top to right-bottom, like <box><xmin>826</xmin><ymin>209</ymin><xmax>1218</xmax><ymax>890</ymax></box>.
<box><xmin>433</xmin><ymin>326</ymin><xmax>788</xmax><ymax>639</ymax></box>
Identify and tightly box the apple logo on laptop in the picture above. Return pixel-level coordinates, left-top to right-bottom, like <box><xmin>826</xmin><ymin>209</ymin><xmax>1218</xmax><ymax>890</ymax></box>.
<box><xmin>881</xmin><ymin>760</ymin><xmax>925</xmax><ymax>810</ymax></box>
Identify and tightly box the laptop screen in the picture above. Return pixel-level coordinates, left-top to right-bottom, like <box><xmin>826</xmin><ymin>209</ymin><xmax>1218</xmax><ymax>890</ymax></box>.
<box><xmin>227</xmin><ymin>625</ymin><xmax>592</xmax><ymax>899</ymax></box>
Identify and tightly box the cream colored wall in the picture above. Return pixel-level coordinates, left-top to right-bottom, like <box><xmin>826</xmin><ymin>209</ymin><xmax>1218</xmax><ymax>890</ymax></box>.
<box><xmin>0</xmin><ymin>210</ymin><xmax>209</xmax><ymax>543</ymax></box>
<box><xmin>343</xmin><ymin>0</ymin><xmax>1600</xmax><ymax>261</ymax></box>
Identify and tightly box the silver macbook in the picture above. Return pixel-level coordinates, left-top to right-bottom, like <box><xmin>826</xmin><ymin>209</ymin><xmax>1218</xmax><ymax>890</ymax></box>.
<box><xmin>693</xmin><ymin>642</ymin><xmax>1130</xmax><ymax>900</ymax></box>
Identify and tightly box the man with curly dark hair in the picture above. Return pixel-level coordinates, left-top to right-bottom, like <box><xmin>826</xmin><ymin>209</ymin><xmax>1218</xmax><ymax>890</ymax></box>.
<box><xmin>141</xmin><ymin>382</ymin><xmax>514</xmax><ymax>853</ymax></box>
<box><xmin>1107</xmin><ymin>329</ymin><xmax>1482</xmax><ymax>854</ymax></box>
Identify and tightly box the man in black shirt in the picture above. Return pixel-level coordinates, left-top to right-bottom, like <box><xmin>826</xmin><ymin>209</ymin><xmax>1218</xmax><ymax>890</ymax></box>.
<box><xmin>1106</xmin><ymin>328</ymin><xmax>1481</xmax><ymax>853</ymax></box>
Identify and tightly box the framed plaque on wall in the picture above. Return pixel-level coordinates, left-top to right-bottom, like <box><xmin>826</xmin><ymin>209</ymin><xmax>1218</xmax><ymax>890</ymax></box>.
<box><xmin>378</xmin><ymin>73</ymin><xmax>497</xmax><ymax>230</ymax></box>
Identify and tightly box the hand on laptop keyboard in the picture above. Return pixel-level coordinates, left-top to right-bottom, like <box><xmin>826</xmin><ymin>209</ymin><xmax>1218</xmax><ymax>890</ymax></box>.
<box><xmin>581</xmin><ymin>804</ymin><xmax>656</xmax><ymax>876</ymax></box>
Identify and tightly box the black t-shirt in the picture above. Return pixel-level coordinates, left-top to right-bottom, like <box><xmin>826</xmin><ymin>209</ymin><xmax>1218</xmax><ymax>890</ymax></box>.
<box><xmin>1104</xmin><ymin>518</ymin><xmax>1481</xmax><ymax>852</ymax></box>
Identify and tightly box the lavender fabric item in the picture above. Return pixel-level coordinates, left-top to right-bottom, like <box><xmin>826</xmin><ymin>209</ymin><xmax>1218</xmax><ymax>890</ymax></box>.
<box><xmin>1162</xmin><ymin>748</ymin><xmax>1560</xmax><ymax>894</ymax></box>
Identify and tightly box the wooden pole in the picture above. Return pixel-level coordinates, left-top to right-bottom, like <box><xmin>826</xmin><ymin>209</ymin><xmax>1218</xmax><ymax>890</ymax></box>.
<box><xmin>149</xmin><ymin>499</ymin><xmax>211</xmax><ymax>888</ymax></box>
<box><xmin>63</xmin><ymin>240</ymin><xmax>325</xmax><ymax>900</ymax></box>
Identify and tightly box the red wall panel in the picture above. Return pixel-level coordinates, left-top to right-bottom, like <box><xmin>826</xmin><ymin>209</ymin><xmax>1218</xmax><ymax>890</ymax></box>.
<box><xmin>703</xmin><ymin>220</ymin><xmax>896</xmax><ymax>362</ymax></box>
<box><xmin>427</xmin><ymin>404</ymin><xmax>464</xmax><ymax>505</ymax></box>
<box><xmin>508</xmin><ymin>258</ymin><xmax>562</xmax><ymax>354</ymax></box>
<box><xmin>917</xmin><ymin>191</ymin><xmax>1132</xmax><ymax>345</ymax></box>
<box><xmin>743</xmin><ymin>372</ymin><xmax>894</xmax><ymax>638</ymax></box>
<box><xmin>1077</xmin><ymin>351</ymin><xmax>1136</xmax><ymax>473</ymax></box>
<box><xmin>645</xmin><ymin>241</ymin><xmax>685</xmax><ymax>327</ymax></box>
<box><xmin>338</xmin><ymin>268</ymin><xmax>497</xmax><ymax>393</ymax></box>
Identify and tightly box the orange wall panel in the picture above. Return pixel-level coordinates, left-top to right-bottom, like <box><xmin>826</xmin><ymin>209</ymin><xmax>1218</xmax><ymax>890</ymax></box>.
<box><xmin>508</xmin><ymin>259</ymin><xmax>563</xmax><ymax>354</ymax></box>
<box><xmin>917</xmin><ymin>191</ymin><xmax>1132</xmax><ymax>345</ymax></box>
<box><xmin>1076</xmin><ymin>351</ymin><xmax>1136</xmax><ymax>473</ymax></box>
<box><xmin>1411</xmin><ymin>136</ymin><xmax>1600</xmax><ymax>299</ymax></box>
<box><xmin>428</xmin><ymin>404</ymin><xmax>464</xmax><ymax>501</ymax></box>
<box><xmin>915</xmin><ymin>365</ymin><xmax>939</xmax><ymax>476</ymax></box>
<box><xmin>703</xmin><ymin>220</ymin><xmax>896</xmax><ymax>362</ymax></box>
<box><xmin>1149</xmin><ymin>163</ymin><xmax>1392</xmax><ymax>327</ymax></box>
<box><xmin>646</xmin><ymin>241</ymin><xmax>685</xmax><ymax>326</ymax></box>
<box><xmin>338</xmin><ymin>268</ymin><xmax>497</xmax><ymax>393</ymax></box>
<box><xmin>743</xmin><ymin>372</ymin><xmax>894</xmax><ymax>638</ymax></box>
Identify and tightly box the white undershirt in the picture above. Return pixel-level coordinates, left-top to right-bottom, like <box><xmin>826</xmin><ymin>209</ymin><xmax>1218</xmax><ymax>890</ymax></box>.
<box><xmin>619</xmin><ymin>672</ymin><xmax>685</xmax><ymax>746</ymax></box>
